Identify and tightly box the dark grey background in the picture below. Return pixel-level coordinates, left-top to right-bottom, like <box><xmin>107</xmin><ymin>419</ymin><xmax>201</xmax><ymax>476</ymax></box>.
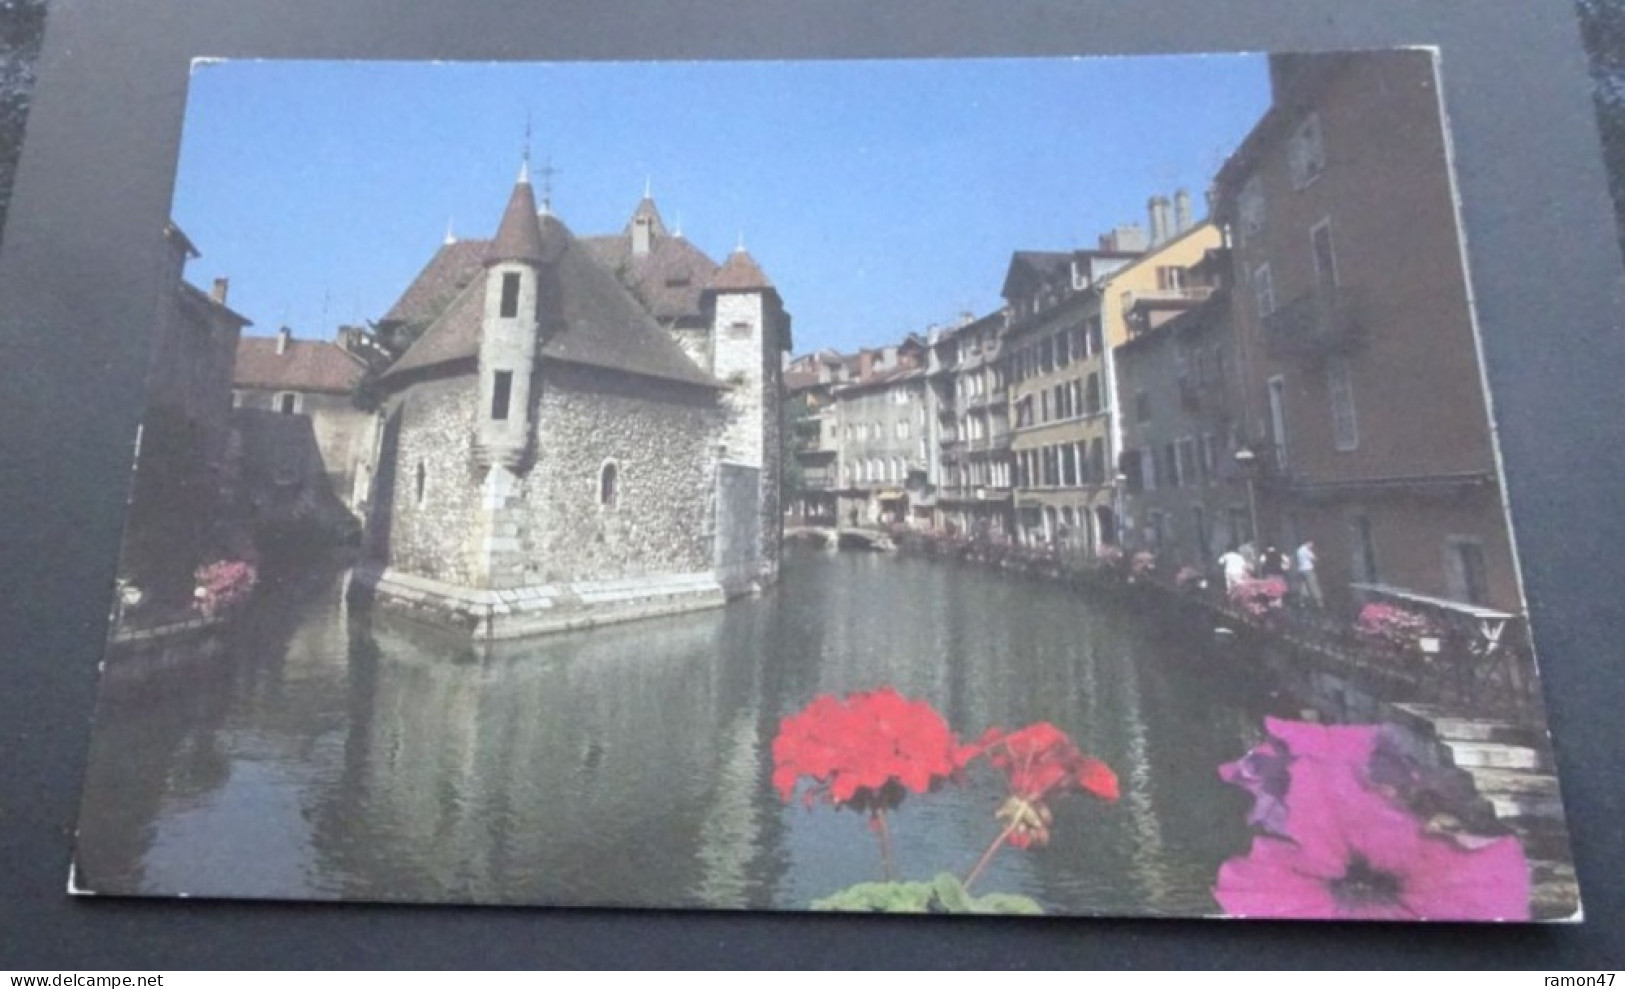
<box><xmin>3</xmin><ymin>0</ymin><xmax>1622</xmax><ymax>969</ymax></box>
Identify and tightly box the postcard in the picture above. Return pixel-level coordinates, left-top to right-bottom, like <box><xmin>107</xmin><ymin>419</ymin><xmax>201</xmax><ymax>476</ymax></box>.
<box><xmin>70</xmin><ymin>49</ymin><xmax>1581</xmax><ymax>921</ymax></box>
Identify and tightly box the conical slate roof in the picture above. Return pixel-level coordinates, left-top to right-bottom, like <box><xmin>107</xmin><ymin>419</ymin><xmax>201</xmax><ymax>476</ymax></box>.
<box><xmin>708</xmin><ymin>248</ymin><xmax>773</xmax><ymax>292</ymax></box>
<box><xmin>485</xmin><ymin>165</ymin><xmax>547</xmax><ymax>266</ymax></box>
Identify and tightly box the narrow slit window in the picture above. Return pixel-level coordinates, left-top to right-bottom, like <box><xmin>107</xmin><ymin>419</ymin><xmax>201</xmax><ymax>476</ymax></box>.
<box><xmin>491</xmin><ymin>371</ymin><xmax>513</xmax><ymax>421</ymax></box>
<box><xmin>415</xmin><ymin>461</ymin><xmax>426</xmax><ymax>506</ymax></box>
<box><xmin>499</xmin><ymin>272</ymin><xmax>521</xmax><ymax>318</ymax></box>
<box><xmin>599</xmin><ymin>462</ymin><xmax>618</xmax><ymax>508</ymax></box>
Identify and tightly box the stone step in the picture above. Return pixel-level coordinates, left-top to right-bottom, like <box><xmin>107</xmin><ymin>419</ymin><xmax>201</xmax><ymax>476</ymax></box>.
<box><xmin>1389</xmin><ymin>703</ymin><xmax>1541</xmax><ymax>746</ymax></box>
<box><xmin>1529</xmin><ymin>859</ymin><xmax>1583</xmax><ymax>922</ymax></box>
<box><xmin>1440</xmin><ymin>739</ymin><xmax>1553</xmax><ymax>772</ymax></box>
<box><xmin>1466</xmin><ymin>767</ymin><xmax>1567</xmax><ymax>821</ymax></box>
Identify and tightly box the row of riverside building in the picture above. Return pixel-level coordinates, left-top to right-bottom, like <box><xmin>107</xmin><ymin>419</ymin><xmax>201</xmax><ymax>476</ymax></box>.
<box><xmin>785</xmin><ymin>49</ymin><xmax>1520</xmax><ymax>619</ymax></box>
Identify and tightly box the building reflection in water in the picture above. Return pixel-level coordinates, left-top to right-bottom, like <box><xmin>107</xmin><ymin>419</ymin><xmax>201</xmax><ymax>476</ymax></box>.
<box><xmin>75</xmin><ymin>548</ymin><xmax>1266</xmax><ymax>914</ymax></box>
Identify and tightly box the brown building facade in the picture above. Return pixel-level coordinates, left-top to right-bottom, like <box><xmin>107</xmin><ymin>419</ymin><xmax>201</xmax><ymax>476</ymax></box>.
<box><xmin>1212</xmin><ymin>50</ymin><xmax>1518</xmax><ymax>612</ymax></box>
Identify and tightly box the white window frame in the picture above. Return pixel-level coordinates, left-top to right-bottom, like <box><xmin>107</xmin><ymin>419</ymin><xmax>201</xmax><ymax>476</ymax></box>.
<box><xmin>1310</xmin><ymin>216</ymin><xmax>1340</xmax><ymax>289</ymax></box>
<box><xmin>274</xmin><ymin>391</ymin><xmax>303</xmax><ymax>415</ymax></box>
<box><xmin>1327</xmin><ymin>356</ymin><xmax>1359</xmax><ymax>452</ymax></box>
<box><xmin>1253</xmin><ymin>263</ymin><xmax>1276</xmax><ymax>318</ymax></box>
<box><xmin>1289</xmin><ymin>112</ymin><xmax>1326</xmax><ymax>190</ymax></box>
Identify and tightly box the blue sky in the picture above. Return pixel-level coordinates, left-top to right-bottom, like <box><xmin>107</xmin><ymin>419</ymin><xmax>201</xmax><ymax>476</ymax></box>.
<box><xmin>173</xmin><ymin>57</ymin><xmax>1270</xmax><ymax>354</ymax></box>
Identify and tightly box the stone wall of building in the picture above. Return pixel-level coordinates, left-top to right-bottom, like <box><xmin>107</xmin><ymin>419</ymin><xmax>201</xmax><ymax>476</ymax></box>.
<box><xmin>757</xmin><ymin>314</ymin><xmax>785</xmax><ymax>581</ymax></box>
<box><xmin>373</xmin><ymin>374</ymin><xmax>484</xmax><ymax>586</ymax></box>
<box><xmin>522</xmin><ymin>363</ymin><xmax>724</xmax><ymax>583</ymax></box>
<box><xmin>710</xmin><ymin>290</ymin><xmax>785</xmax><ymax>583</ymax></box>
<box><xmin>715</xmin><ymin>461</ymin><xmax>762</xmax><ymax>594</ymax></box>
<box><xmin>712</xmin><ymin>293</ymin><xmax>766</xmax><ymax>469</ymax></box>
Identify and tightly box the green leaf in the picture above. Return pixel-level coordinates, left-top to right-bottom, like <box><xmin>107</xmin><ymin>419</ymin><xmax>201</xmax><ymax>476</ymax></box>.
<box><xmin>810</xmin><ymin>875</ymin><xmax>1044</xmax><ymax>915</ymax></box>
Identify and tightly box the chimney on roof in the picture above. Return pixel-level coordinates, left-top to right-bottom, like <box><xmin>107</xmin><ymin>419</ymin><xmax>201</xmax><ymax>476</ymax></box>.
<box><xmin>211</xmin><ymin>277</ymin><xmax>229</xmax><ymax>305</ymax></box>
<box><xmin>1174</xmin><ymin>189</ymin><xmax>1193</xmax><ymax>234</ymax></box>
<box><xmin>276</xmin><ymin>327</ymin><xmax>291</xmax><ymax>356</ymax></box>
<box><xmin>1148</xmin><ymin>196</ymin><xmax>1172</xmax><ymax>246</ymax></box>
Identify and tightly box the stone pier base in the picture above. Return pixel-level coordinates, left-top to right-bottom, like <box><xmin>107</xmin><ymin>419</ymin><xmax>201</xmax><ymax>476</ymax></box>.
<box><xmin>349</xmin><ymin>563</ymin><xmax>729</xmax><ymax>641</ymax></box>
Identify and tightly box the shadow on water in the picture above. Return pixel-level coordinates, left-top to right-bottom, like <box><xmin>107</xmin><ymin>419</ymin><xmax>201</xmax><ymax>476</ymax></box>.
<box><xmin>75</xmin><ymin>547</ymin><xmax>1272</xmax><ymax>914</ymax></box>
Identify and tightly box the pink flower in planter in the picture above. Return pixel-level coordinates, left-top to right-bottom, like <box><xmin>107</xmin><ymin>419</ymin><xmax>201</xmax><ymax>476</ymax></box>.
<box><xmin>1214</xmin><ymin>769</ymin><xmax>1530</xmax><ymax>920</ymax></box>
<box><xmin>192</xmin><ymin>559</ymin><xmax>258</xmax><ymax>616</ymax></box>
<box><xmin>1228</xmin><ymin>577</ymin><xmax>1288</xmax><ymax>618</ymax></box>
<box><xmin>1355</xmin><ymin>602</ymin><xmax>1439</xmax><ymax>650</ymax></box>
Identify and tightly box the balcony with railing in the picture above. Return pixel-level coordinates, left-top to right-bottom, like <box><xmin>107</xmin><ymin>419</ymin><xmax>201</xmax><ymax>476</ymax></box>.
<box><xmin>973</xmin><ymin>428</ymin><xmax>1013</xmax><ymax>453</ymax></box>
<box><xmin>794</xmin><ymin>433</ymin><xmax>837</xmax><ymax>455</ymax></box>
<box><xmin>1262</xmin><ymin>284</ymin><xmax>1369</xmax><ymax>360</ymax></box>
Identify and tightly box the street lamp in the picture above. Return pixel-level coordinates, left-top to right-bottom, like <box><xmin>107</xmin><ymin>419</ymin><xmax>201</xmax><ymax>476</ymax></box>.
<box><xmin>1233</xmin><ymin>446</ymin><xmax>1260</xmax><ymax>545</ymax></box>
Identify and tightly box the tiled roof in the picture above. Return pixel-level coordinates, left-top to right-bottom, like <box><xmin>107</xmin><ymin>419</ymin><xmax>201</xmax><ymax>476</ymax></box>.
<box><xmin>836</xmin><ymin>363</ymin><xmax>924</xmax><ymax>396</ymax></box>
<box><xmin>784</xmin><ymin>368</ymin><xmax>822</xmax><ymax>392</ymax></box>
<box><xmin>381</xmin><ymin>239</ymin><xmax>487</xmax><ymax>326</ymax></box>
<box><xmin>178</xmin><ymin>281</ymin><xmax>252</xmax><ymax>327</ymax></box>
<box><xmin>487</xmin><ymin>175</ymin><xmax>547</xmax><ymax>266</ymax></box>
<box><xmin>383</xmin><ymin>277</ymin><xmax>484</xmax><ymax>378</ymax></box>
<box><xmin>1001</xmin><ymin>250</ymin><xmax>1073</xmax><ymax>301</ymax></box>
<box><xmin>1011</xmin><ymin>251</ymin><xmax>1072</xmax><ymax>279</ymax></box>
<box><xmin>236</xmin><ymin>336</ymin><xmax>367</xmax><ymax>393</ymax></box>
<box><xmin>708</xmin><ymin>248</ymin><xmax>774</xmax><ymax>292</ymax></box>
<box><xmin>384</xmin><ymin>214</ymin><xmax>719</xmax><ymax>390</ymax></box>
<box><xmin>582</xmin><ymin>232</ymin><xmax>719</xmax><ymax>321</ymax></box>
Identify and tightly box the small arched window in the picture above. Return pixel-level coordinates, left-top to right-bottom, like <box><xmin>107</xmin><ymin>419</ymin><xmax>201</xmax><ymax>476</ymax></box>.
<box><xmin>599</xmin><ymin>461</ymin><xmax>618</xmax><ymax>509</ymax></box>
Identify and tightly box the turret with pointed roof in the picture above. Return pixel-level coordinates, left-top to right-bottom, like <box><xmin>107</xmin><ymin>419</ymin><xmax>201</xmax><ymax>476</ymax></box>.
<box><xmin>356</xmin><ymin>164</ymin><xmax>786</xmax><ymax>637</ymax></box>
<box><xmin>485</xmin><ymin>161</ymin><xmax>547</xmax><ymax>268</ymax></box>
<box><xmin>708</xmin><ymin>246</ymin><xmax>775</xmax><ymax>294</ymax></box>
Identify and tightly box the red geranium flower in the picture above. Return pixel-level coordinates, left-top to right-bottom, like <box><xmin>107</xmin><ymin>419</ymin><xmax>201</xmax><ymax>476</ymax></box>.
<box><xmin>976</xmin><ymin>722</ymin><xmax>1120</xmax><ymax>803</ymax></box>
<box><xmin>971</xmin><ymin>722</ymin><xmax>1119</xmax><ymax>849</ymax></box>
<box><xmin>771</xmin><ymin>688</ymin><xmax>974</xmax><ymax>812</ymax></box>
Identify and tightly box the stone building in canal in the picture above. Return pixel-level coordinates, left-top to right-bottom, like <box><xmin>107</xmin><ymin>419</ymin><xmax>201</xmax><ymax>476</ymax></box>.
<box><xmin>352</xmin><ymin>162</ymin><xmax>790</xmax><ymax>639</ymax></box>
<box><xmin>1210</xmin><ymin>50</ymin><xmax>1519</xmax><ymax>612</ymax></box>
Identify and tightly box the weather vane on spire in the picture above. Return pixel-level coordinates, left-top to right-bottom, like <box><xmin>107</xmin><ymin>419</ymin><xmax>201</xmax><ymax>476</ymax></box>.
<box><xmin>537</xmin><ymin>155</ymin><xmax>559</xmax><ymax>214</ymax></box>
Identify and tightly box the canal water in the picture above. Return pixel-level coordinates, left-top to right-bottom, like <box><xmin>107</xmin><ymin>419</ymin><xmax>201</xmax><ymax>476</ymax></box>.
<box><xmin>76</xmin><ymin>547</ymin><xmax>1277</xmax><ymax>916</ymax></box>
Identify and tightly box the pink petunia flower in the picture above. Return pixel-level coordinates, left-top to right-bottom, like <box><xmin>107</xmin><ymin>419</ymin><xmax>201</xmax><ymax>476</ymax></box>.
<box><xmin>1214</xmin><ymin>767</ymin><xmax>1530</xmax><ymax>921</ymax></box>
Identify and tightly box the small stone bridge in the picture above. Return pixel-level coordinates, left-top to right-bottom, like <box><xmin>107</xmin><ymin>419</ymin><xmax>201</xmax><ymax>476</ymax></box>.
<box><xmin>783</xmin><ymin>526</ymin><xmax>896</xmax><ymax>552</ymax></box>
